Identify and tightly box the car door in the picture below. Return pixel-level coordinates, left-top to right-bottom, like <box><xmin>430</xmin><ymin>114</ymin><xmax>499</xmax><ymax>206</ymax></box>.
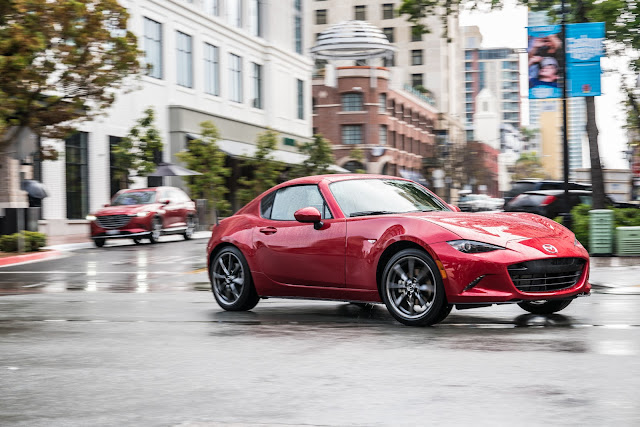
<box><xmin>162</xmin><ymin>188</ymin><xmax>183</xmax><ymax>227</ymax></box>
<box><xmin>253</xmin><ymin>184</ymin><xmax>346</xmax><ymax>288</ymax></box>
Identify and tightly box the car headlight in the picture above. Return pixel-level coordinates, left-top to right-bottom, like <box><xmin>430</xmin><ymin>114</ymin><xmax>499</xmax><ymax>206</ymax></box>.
<box><xmin>447</xmin><ymin>240</ymin><xmax>505</xmax><ymax>253</ymax></box>
<box><xmin>131</xmin><ymin>211</ymin><xmax>151</xmax><ymax>217</ymax></box>
<box><xmin>86</xmin><ymin>215</ymin><xmax>96</xmax><ymax>221</ymax></box>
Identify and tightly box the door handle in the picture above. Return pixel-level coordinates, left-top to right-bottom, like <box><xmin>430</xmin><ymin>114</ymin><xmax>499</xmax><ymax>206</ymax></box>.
<box><xmin>259</xmin><ymin>227</ymin><xmax>277</xmax><ymax>235</ymax></box>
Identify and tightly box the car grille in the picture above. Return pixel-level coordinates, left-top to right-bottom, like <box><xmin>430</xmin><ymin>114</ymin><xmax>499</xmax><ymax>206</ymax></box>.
<box><xmin>96</xmin><ymin>215</ymin><xmax>131</xmax><ymax>229</ymax></box>
<box><xmin>507</xmin><ymin>258</ymin><xmax>586</xmax><ymax>293</ymax></box>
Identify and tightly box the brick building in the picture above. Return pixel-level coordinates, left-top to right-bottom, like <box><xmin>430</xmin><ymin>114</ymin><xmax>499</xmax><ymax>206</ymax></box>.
<box><xmin>313</xmin><ymin>66</ymin><xmax>438</xmax><ymax>181</ymax></box>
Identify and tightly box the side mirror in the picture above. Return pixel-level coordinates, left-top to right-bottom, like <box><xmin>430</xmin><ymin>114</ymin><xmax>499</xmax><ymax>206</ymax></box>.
<box><xmin>294</xmin><ymin>207</ymin><xmax>323</xmax><ymax>230</ymax></box>
<box><xmin>449</xmin><ymin>204</ymin><xmax>461</xmax><ymax>212</ymax></box>
<box><xmin>162</xmin><ymin>199</ymin><xmax>170</xmax><ymax>205</ymax></box>
<box><xmin>103</xmin><ymin>203</ymin><xmax>110</xmax><ymax>207</ymax></box>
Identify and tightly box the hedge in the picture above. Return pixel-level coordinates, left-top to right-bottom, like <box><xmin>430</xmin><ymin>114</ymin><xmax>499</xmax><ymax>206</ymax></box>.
<box><xmin>0</xmin><ymin>231</ymin><xmax>47</xmax><ymax>252</ymax></box>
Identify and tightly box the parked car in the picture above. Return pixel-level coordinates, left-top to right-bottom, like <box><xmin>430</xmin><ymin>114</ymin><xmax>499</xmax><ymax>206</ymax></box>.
<box><xmin>504</xmin><ymin>189</ymin><xmax>616</xmax><ymax>218</ymax></box>
<box><xmin>458</xmin><ymin>194</ymin><xmax>504</xmax><ymax>212</ymax></box>
<box><xmin>504</xmin><ymin>179</ymin><xmax>591</xmax><ymax>205</ymax></box>
<box><xmin>87</xmin><ymin>186</ymin><xmax>197</xmax><ymax>247</ymax></box>
<box><xmin>206</xmin><ymin>174</ymin><xmax>590</xmax><ymax>327</ymax></box>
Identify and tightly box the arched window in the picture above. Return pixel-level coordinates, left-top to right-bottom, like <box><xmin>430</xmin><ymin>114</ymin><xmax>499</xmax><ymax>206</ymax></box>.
<box><xmin>341</xmin><ymin>93</ymin><xmax>363</xmax><ymax>111</ymax></box>
<box><xmin>344</xmin><ymin>160</ymin><xmax>365</xmax><ymax>173</ymax></box>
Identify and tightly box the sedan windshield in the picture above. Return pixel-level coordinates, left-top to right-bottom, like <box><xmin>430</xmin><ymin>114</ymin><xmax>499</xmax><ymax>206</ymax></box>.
<box><xmin>330</xmin><ymin>179</ymin><xmax>449</xmax><ymax>217</ymax></box>
<box><xmin>112</xmin><ymin>191</ymin><xmax>157</xmax><ymax>206</ymax></box>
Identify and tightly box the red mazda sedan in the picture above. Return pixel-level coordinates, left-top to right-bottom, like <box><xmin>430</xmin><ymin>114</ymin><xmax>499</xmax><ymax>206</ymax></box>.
<box><xmin>87</xmin><ymin>186</ymin><xmax>197</xmax><ymax>247</ymax></box>
<box><xmin>206</xmin><ymin>174</ymin><xmax>590</xmax><ymax>326</ymax></box>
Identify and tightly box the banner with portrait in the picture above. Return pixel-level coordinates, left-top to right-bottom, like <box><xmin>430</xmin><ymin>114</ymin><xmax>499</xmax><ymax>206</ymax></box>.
<box><xmin>528</xmin><ymin>25</ymin><xmax>563</xmax><ymax>99</ymax></box>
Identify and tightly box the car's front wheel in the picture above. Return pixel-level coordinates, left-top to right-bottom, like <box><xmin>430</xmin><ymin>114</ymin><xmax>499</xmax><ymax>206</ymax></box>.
<box><xmin>94</xmin><ymin>238</ymin><xmax>105</xmax><ymax>248</ymax></box>
<box><xmin>210</xmin><ymin>246</ymin><xmax>260</xmax><ymax>311</ymax></box>
<box><xmin>148</xmin><ymin>217</ymin><xmax>162</xmax><ymax>244</ymax></box>
<box><xmin>183</xmin><ymin>216</ymin><xmax>195</xmax><ymax>240</ymax></box>
<box><xmin>518</xmin><ymin>299</ymin><xmax>573</xmax><ymax>314</ymax></box>
<box><xmin>381</xmin><ymin>248</ymin><xmax>446</xmax><ymax>326</ymax></box>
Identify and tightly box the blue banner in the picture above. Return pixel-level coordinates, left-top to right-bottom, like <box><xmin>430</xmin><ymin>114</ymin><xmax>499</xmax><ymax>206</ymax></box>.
<box><xmin>568</xmin><ymin>62</ymin><xmax>602</xmax><ymax>97</ymax></box>
<box><xmin>528</xmin><ymin>25</ymin><xmax>563</xmax><ymax>99</ymax></box>
<box><xmin>566</xmin><ymin>22</ymin><xmax>605</xmax><ymax>62</ymax></box>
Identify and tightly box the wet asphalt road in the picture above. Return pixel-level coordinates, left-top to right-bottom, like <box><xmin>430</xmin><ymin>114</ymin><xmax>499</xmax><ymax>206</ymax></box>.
<box><xmin>1</xmin><ymin>238</ymin><xmax>639</xmax><ymax>426</ymax></box>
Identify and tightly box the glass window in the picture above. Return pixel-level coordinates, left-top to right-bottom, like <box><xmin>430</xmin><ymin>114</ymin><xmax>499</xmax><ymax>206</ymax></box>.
<box><xmin>66</xmin><ymin>132</ymin><xmax>89</xmax><ymax>219</ymax></box>
<box><xmin>383</xmin><ymin>27</ymin><xmax>394</xmax><ymax>43</ymax></box>
<box><xmin>383</xmin><ymin>53</ymin><xmax>395</xmax><ymax>67</ymax></box>
<box><xmin>249</xmin><ymin>0</ymin><xmax>262</xmax><ymax>37</ymax></box>
<box><xmin>354</xmin><ymin>5</ymin><xmax>366</xmax><ymax>20</ymax></box>
<box><xmin>379</xmin><ymin>125</ymin><xmax>387</xmax><ymax>145</ymax></box>
<box><xmin>411</xmin><ymin>73</ymin><xmax>423</xmax><ymax>88</ymax></box>
<box><xmin>342</xmin><ymin>125</ymin><xmax>362</xmax><ymax>144</ymax></box>
<box><xmin>465</xmin><ymin>51</ymin><xmax>472</xmax><ymax>60</ymax></box>
<box><xmin>411</xmin><ymin>49</ymin><xmax>423</xmax><ymax>66</ymax></box>
<box><xmin>228</xmin><ymin>0</ymin><xmax>242</xmax><ymax>28</ymax></box>
<box><xmin>315</xmin><ymin>9</ymin><xmax>327</xmax><ymax>25</ymax></box>
<box><xmin>411</xmin><ymin>26</ymin><xmax>422</xmax><ymax>42</ymax></box>
<box><xmin>229</xmin><ymin>53</ymin><xmax>243</xmax><ymax>103</ymax></box>
<box><xmin>294</xmin><ymin>15</ymin><xmax>302</xmax><ymax>53</ymax></box>
<box><xmin>342</xmin><ymin>93</ymin><xmax>363</xmax><ymax>111</ymax></box>
<box><xmin>204</xmin><ymin>0</ymin><xmax>219</xmax><ymax>16</ymax></box>
<box><xmin>112</xmin><ymin>190</ymin><xmax>157</xmax><ymax>206</ymax></box>
<box><xmin>252</xmin><ymin>62</ymin><xmax>262</xmax><ymax>109</ymax></box>
<box><xmin>378</xmin><ymin>93</ymin><xmax>387</xmax><ymax>113</ymax></box>
<box><xmin>330</xmin><ymin>179</ymin><xmax>448</xmax><ymax>217</ymax></box>
<box><xmin>382</xmin><ymin>4</ymin><xmax>395</xmax><ymax>19</ymax></box>
<box><xmin>176</xmin><ymin>31</ymin><xmax>193</xmax><ymax>88</ymax></box>
<box><xmin>269</xmin><ymin>185</ymin><xmax>331</xmax><ymax>221</ymax></box>
<box><xmin>297</xmin><ymin>79</ymin><xmax>304</xmax><ymax>119</ymax></box>
<box><xmin>109</xmin><ymin>136</ymin><xmax>127</xmax><ymax>197</ymax></box>
<box><xmin>143</xmin><ymin>18</ymin><xmax>162</xmax><ymax>79</ymax></box>
<box><xmin>204</xmin><ymin>43</ymin><xmax>220</xmax><ymax>96</ymax></box>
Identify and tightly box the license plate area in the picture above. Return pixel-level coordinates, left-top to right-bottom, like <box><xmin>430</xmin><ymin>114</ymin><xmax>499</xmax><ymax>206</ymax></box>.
<box><xmin>106</xmin><ymin>230</ymin><xmax>120</xmax><ymax>235</ymax></box>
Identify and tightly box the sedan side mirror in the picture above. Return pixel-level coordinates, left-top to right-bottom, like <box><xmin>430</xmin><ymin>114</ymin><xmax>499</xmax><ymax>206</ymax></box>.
<box><xmin>294</xmin><ymin>207</ymin><xmax>323</xmax><ymax>230</ymax></box>
<box><xmin>162</xmin><ymin>199</ymin><xmax>170</xmax><ymax>205</ymax></box>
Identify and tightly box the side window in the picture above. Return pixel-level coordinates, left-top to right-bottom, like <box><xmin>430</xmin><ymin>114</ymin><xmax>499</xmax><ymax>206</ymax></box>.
<box><xmin>269</xmin><ymin>185</ymin><xmax>332</xmax><ymax>220</ymax></box>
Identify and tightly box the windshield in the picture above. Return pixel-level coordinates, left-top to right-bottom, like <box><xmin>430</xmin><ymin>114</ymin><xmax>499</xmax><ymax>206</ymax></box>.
<box><xmin>112</xmin><ymin>191</ymin><xmax>157</xmax><ymax>206</ymax></box>
<box><xmin>330</xmin><ymin>179</ymin><xmax>449</xmax><ymax>217</ymax></box>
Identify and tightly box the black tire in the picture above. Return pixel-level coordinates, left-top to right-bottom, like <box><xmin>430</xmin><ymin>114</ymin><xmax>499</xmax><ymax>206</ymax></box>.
<box><xmin>133</xmin><ymin>238</ymin><xmax>142</xmax><ymax>245</ymax></box>
<box><xmin>381</xmin><ymin>248</ymin><xmax>446</xmax><ymax>326</ymax></box>
<box><xmin>518</xmin><ymin>299</ymin><xmax>573</xmax><ymax>315</ymax></box>
<box><xmin>183</xmin><ymin>216</ymin><xmax>195</xmax><ymax>240</ymax></box>
<box><xmin>210</xmin><ymin>246</ymin><xmax>260</xmax><ymax>311</ymax></box>
<box><xmin>434</xmin><ymin>304</ymin><xmax>453</xmax><ymax>324</ymax></box>
<box><xmin>94</xmin><ymin>238</ymin><xmax>105</xmax><ymax>248</ymax></box>
<box><xmin>148</xmin><ymin>217</ymin><xmax>162</xmax><ymax>244</ymax></box>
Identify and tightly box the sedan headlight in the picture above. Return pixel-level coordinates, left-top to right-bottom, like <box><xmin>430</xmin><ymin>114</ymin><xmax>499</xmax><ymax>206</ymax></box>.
<box><xmin>447</xmin><ymin>240</ymin><xmax>505</xmax><ymax>254</ymax></box>
<box><xmin>86</xmin><ymin>215</ymin><xmax>96</xmax><ymax>221</ymax></box>
<box><xmin>131</xmin><ymin>211</ymin><xmax>151</xmax><ymax>217</ymax></box>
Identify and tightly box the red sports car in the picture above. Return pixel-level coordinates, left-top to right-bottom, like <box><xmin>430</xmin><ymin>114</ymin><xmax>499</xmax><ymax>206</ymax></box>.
<box><xmin>206</xmin><ymin>175</ymin><xmax>590</xmax><ymax>326</ymax></box>
<box><xmin>87</xmin><ymin>186</ymin><xmax>197</xmax><ymax>247</ymax></box>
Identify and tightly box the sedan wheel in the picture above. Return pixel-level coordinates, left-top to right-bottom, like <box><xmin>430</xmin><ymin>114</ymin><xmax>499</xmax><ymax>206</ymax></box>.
<box><xmin>148</xmin><ymin>218</ymin><xmax>162</xmax><ymax>244</ymax></box>
<box><xmin>183</xmin><ymin>216</ymin><xmax>195</xmax><ymax>240</ymax></box>
<box><xmin>94</xmin><ymin>238</ymin><xmax>105</xmax><ymax>248</ymax></box>
<box><xmin>211</xmin><ymin>247</ymin><xmax>260</xmax><ymax>311</ymax></box>
<box><xmin>518</xmin><ymin>299</ymin><xmax>572</xmax><ymax>314</ymax></box>
<box><xmin>381</xmin><ymin>248</ymin><xmax>446</xmax><ymax>326</ymax></box>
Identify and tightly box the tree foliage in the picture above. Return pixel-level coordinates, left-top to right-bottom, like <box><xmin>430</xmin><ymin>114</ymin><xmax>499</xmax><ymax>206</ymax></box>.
<box><xmin>237</xmin><ymin>129</ymin><xmax>285</xmax><ymax>206</ymax></box>
<box><xmin>292</xmin><ymin>134</ymin><xmax>336</xmax><ymax>177</ymax></box>
<box><xmin>176</xmin><ymin>121</ymin><xmax>231</xmax><ymax>221</ymax></box>
<box><xmin>511</xmin><ymin>152</ymin><xmax>550</xmax><ymax>180</ymax></box>
<box><xmin>111</xmin><ymin>108</ymin><xmax>163</xmax><ymax>185</ymax></box>
<box><xmin>0</xmin><ymin>0</ymin><xmax>141</xmax><ymax>148</ymax></box>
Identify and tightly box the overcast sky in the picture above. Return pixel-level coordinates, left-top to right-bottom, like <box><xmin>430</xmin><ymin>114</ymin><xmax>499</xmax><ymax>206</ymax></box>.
<box><xmin>459</xmin><ymin>3</ymin><xmax>630</xmax><ymax>169</ymax></box>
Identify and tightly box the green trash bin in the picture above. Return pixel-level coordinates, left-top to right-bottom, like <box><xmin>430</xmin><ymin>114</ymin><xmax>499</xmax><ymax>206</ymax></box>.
<box><xmin>589</xmin><ymin>209</ymin><xmax>614</xmax><ymax>255</ymax></box>
<box><xmin>616</xmin><ymin>226</ymin><xmax>640</xmax><ymax>256</ymax></box>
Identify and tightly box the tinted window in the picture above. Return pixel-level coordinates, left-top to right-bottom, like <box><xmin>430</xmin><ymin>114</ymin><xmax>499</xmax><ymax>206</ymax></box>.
<box><xmin>269</xmin><ymin>185</ymin><xmax>331</xmax><ymax>221</ymax></box>
<box><xmin>112</xmin><ymin>191</ymin><xmax>157</xmax><ymax>205</ymax></box>
<box><xmin>330</xmin><ymin>179</ymin><xmax>448</xmax><ymax>217</ymax></box>
<box><xmin>508</xmin><ymin>194</ymin><xmax>546</xmax><ymax>207</ymax></box>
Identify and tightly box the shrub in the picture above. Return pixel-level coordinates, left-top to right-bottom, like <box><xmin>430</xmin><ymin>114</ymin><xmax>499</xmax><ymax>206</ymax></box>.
<box><xmin>564</xmin><ymin>205</ymin><xmax>640</xmax><ymax>250</ymax></box>
<box><xmin>0</xmin><ymin>231</ymin><xmax>47</xmax><ymax>252</ymax></box>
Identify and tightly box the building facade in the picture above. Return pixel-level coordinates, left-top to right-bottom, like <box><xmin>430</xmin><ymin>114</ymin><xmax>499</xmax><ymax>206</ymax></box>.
<box><xmin>313</xmin><ymin>66</ymin><xmax>438</xmax><ymax>179</ymax></box>
<box><xmin>32</xmin><ymin>0</ymin><xmax>314</xmax><ymax>238</ymax></box>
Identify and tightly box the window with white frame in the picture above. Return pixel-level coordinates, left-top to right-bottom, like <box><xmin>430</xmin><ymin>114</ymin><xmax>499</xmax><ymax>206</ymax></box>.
<box><xmin>342</xmin><ymin>125</ymin><xmax>363</xmax><ymax>144</ymax></box>
<box><xmin>382</xmin><ymin>4</ymin><xmax>395</xmax><ymax>19</ymax></box>
<box><xmin>297</xmin><ymin>79</ymin><xmax>304</xmax><ymax>119</ymax></box>
<box><xmin>249</xmin><ymin>0</ymin><xmax>262</xmax><ymax>37</ymax></box>
<box><xmin>354</xmin><ymin>5</ymin><xmax>366</xmax><ymax>20</ymax></box>
<box><xmin>379</xmin><ymin>125</ymin><xmax>387</xmax><ymax>145</ymax></box>
<box><xmin>411</xmin><ymin>49</ymin><xmax>423</xmax><ymax>66</ymax></box>
<box><xmin>229</xmin><ymin>53</ymin><xmax>243</xmax><ymax>102</ymax></box>
<box><xmin>176</xmin><ymin>31</ymin><xmax>193</xmax><ymax>88</ymax></box>
<box><xmin>341</xmin><ymin>93</ymin><xmax>363</xmax><ymax>111</ymax></box>
<box><xmin>204</xmin><ymin>43</ymin><xmax>219</xmax><ymax>96</ymax></box>
<box><xmin>144</xmin><ymin>18</ymin><xmax>162</xmax><ymax>79</ymax></box>
<box><xmin>252</xmin><ymin>62</ymin><xmax>263</xmax><ymax>109</ymax></box>
<box><xmin>228</xmin><ymin>0</ymin><xmax>242</xmax><ymax>28</ymax></box>
<box><xmin>378</xmin><ymin>93</ymin><xmax>387</xmax><ymax>113</ymax></box>
<box><xmin>204</xmin><ymin>0</ymin><xmax>219</xmax><ymax>16</ymax></box>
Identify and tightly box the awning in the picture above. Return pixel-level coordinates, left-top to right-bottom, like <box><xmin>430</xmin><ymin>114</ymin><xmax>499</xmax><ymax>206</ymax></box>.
<box><xmin>399</xmin><ymin>169</ymin><xmax>428</xmax><ymax>185</ymax></box>
<box><xmin>188</xmin><ymin>135</ymin><xmax>348</xmax><ymax>173</ymax></box>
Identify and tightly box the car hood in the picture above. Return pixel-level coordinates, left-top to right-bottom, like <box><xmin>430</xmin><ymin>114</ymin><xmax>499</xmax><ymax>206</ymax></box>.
<box><xmin>417</xmin><ymin>211</ymin><xmax>571</xmax><ymax>246</ymax></box>
<box><xmin>94</xmin><ymin>204</ymin><xmax>159</xmax><ymax>216</ymax></box>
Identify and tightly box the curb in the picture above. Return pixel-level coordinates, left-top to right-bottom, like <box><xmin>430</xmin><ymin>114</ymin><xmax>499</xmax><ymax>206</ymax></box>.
<box><xmin>0</xmin><ymin>249</ymin><xmax>64</xmax><ymax>268</ymax></box>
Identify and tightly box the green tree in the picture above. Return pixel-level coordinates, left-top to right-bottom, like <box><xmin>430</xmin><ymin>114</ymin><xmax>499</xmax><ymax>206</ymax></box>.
<box><xmin>176</xmin><ymin>121</ymin><xmax>231</xmax><ymax>223</ymax></box>
<box><xmin>237</xmin><ymin>129</ymin><xmax>285</xmax><ymax>206</ymax></box>
<box><xmin>349</xmin><ymin>147</ymin><xmax>367</xmax><ymax>173</ymax></box>
<box><xmin>0</xmin><ymin>0</ymin><xmax>141</xmax><ymax>152</ymax></box>
<box><xmin>399</xmin><ymin>0</ymin><xmax>640</xmax><ymax>209</ymax></box>
<box><xmin>511</xmin><ymin>152</ymin><xmax>550</xmax><ymax>181</ymax></box>
<box><xmin>111</xmin><ymin>108</ymin><xmax>163</xmax><ymax>183</ymax></box>
<box><xmin>292</xmin><ymin>134</ymin><xmax>336</xmax><ymax>177</ymax></box>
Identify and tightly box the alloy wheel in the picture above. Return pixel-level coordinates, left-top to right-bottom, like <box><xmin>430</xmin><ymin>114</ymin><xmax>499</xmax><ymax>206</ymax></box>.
<box><xmin>385</xmin><ymin>255</ymin><xmax>437</xmax><ymax>320</ymax></box>
<box><xmin>212</xmin><ymin>251</ymin><xmax>246</xmax><ymax>305</ymax></box>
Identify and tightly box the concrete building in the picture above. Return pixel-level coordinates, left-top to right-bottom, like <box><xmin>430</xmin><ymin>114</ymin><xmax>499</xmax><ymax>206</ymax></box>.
<box><xmin>307</xmin><ymin>0</ymin><xmax>466</xmax><ymax>148</ymax></box>
<box><xmin>313</xmin><ymin>66</ymin><xmax>438</xmax><ymax>180</ymax></box>
<box><xmin>23</xmin><ymin>0</ymin><xmax>314</xmax><ymax>239</ymax></box>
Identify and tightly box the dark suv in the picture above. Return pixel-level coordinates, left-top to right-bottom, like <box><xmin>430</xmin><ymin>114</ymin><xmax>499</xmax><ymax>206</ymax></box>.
<box><xmin>504</xmin><ymin>189</ymin><xmax>614</xmax><ymax>218</ymax></box>
<box><xmin>504</xmin><ymin>180</ymin><xmax>591</xmax><ymax>204</ymax></box>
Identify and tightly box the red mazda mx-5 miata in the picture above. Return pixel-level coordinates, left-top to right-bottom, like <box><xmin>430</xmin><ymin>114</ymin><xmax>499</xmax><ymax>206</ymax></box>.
<box><xmin>206</xmin><ymin>174</ymin><xmax>590</xmax><ymax>326</ymax></box>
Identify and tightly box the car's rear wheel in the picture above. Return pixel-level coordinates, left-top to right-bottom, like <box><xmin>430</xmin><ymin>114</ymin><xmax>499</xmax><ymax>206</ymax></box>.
<box><xmin>148</xmin><ymin>217</ymin><xmax>162</xmax><ymax>244</ymax></box>
<box><xmin>210</xmin><ymin>246</ymin><xmax>260</xmax><ymax>311</ymax></box>
<box><xmin>381</xmin><ymin>248</ymin><xmax>446</xmax><ymax>326</ymax></box>
<box><xmin>133</xmin><ymin>238</ymin><xmax>142</xmax><ymax>245</ymax></box>
<box><xmin>183</xmin><ymin>216</ymin><xmax>195</xmax><ymax>240</ymax></box>
<box><xmin>94</xmin><ymin>238</ymin><xmax>105</xmax><ymax>248</ymax></box>
<box><xmin>518</xmin><ymin>299</ymin><xmax>572</xmax><ymax>314</ymax></box>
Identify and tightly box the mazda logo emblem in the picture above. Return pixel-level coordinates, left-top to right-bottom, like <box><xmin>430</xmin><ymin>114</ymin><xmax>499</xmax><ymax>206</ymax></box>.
<box><xmin>542</xmin><ymin>244</ymin><xmax>558</xmax><ymax>254</ymax></box>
